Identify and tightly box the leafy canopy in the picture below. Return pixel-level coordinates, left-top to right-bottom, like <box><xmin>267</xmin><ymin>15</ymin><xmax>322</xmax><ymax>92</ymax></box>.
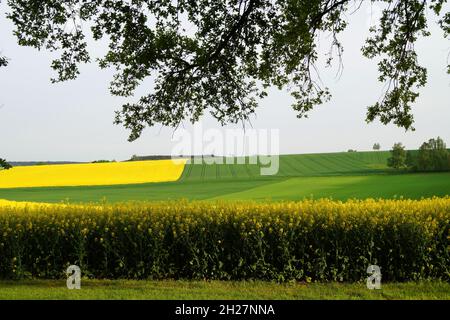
<box><xmin>0</xmin><ymin>56</ymin><xmax>7</xmax><ymax>67</ymax></box>
<box><xmin>416</xmin><ymin>137</ymin><xmax>449</xmax><ymax>171</ymax></box>
<box><xmin>390</xmin><ymin>137</ymin><xmax>449</xmax><ymax>172</ymax></box>
<box><xmin>388</xmin><ymin>142</ymin><xmax>407</xmax><ymax>170</ymax></box>
<box><xmin>1</xmin><ymin>0</ymin><xmax>449</xmax><ymax>140</ymax></box>
<box><xmin>0</xmin><ymin>158</ymin><xmax>12</xmax><ymax>170</ymax></box>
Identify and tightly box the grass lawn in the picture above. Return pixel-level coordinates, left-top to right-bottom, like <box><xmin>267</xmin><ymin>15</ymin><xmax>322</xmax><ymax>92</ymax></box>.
<box><xmin>0</xmin><ymin>280</ymin><xmax>449</xmax><ymax>300</ymax></box>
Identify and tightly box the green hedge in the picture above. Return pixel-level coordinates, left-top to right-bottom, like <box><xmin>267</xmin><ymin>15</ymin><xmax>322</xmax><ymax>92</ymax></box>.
<box><xmin>0</xmin><ymin>198</ymin><xmax>448</xmax><ymax>281</ymax></box>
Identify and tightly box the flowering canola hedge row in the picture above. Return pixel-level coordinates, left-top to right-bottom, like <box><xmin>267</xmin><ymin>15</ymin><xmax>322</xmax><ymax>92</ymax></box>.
<box><xmin>0</xmin><ymin>198</ymin><xmax>448</xmax><ymax>281</ymax></box>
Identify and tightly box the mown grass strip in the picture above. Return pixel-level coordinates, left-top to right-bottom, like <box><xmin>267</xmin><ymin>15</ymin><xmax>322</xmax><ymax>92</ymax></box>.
<box><xmin>0</xmin><ymin>280</ymin><xmax>448</xmax><ymax>300</ymax></box>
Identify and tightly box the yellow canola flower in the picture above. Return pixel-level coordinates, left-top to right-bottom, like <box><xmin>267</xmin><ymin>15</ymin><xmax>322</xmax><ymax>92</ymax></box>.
<box><xmin>0</xmin><ymin>199</ymin><xmax>96</xmax><ymax>210</ymax></box>
<box><xmin>0</xmin><ymin>199</ymin><xmax>55</xmax><ymax>209</ymax></box>
<box><xmin>0</xmin><ymin>159</ymin><xmax>187</xmax><ymax>188</ymax></box>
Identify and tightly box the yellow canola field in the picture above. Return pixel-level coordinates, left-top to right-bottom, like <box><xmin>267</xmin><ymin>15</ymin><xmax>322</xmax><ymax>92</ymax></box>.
<box><xmin>0</xmin><ymin>159</ymin><xmax>187</xmax><ymax>188</ymax></box>
<box><xmin>0</xmin><ymin>199</ymin><xmax>63</xmax><ymax>208</ymax></box>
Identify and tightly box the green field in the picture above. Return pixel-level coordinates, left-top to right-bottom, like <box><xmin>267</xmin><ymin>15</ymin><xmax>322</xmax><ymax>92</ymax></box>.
<box><xmin>0</xmin><ymin>151</ymin><xmax>449</xmax><ymax>202</ymax></box>
<box><xmin>0</xmin><ymin>280</ymin><xmax>448</xmax><ymax>300</ymax></box>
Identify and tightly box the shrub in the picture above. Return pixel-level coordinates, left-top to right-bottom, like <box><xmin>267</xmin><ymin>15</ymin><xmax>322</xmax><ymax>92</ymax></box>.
<box><xmin>0</xmin><ymin>198</ymin><xmax>448</xmax><ymax>282</ymax></box>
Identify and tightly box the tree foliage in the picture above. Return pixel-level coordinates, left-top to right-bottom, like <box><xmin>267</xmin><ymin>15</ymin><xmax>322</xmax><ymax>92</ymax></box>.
<box><xmin>390</xmin><ymin>137</ymin><xmax>450</xmax><ymax>172</ymax></box>
<box><xmin>2</xmin><ymin>0</ymin><xmax>449</xmax><ymax>140</ymax></box>
<box><xmin>373</xmin><ymin>143</ymin><xmax>381</xmax><ymax>151</ymax></box>
<box><xmin>0</xmin><ymin>55</ymin><xmax>7</xmax><ymax>67</ymax></box>
<box><xmin>387</xmin><ymin>142</ymin><xmax>407</xmax><ymax>170</ymax></box>
<box><xmin>416</xmin><ymin>137</ymin><xmax>449</xmax><ymax>171</ymax></box>
<box><xmin>0</xmin><ymin>158</ymin><xmax>12</xmax><ymax>170</ymax></box>
<box><xmin>405</xmin><ymin>150</ymin><xmax>418</xmax><ymax>170</ymax></box>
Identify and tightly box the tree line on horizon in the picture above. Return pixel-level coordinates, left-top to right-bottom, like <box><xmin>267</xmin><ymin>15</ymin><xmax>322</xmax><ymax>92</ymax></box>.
<box><xmin>387</xmin><ymin>137</ymin><xmax>450</xmax><ymax>172</ymax></box>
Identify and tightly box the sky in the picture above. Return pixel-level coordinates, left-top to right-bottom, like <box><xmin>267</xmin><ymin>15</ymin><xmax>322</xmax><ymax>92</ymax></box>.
<box><xmin>0</xmin><ymin>2</ymin><xmax>449</xmax><ymax>162</ymax></box>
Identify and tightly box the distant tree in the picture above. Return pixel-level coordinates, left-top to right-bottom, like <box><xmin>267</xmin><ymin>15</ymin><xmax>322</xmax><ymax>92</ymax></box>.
<box><xmin>417</xmin><ymin>142</ymin><xmax>432</xmax><ymax>171</ymax></box>
<box><xmin>347</xmin><ymin>149</ymin><xmax>357</xmax><ymax>153</ymax></box>
<box><xmin>405</xmin><ymin>151</ymin><xmax>418</xmax><ymax>171</ymax></box>
<box><xmin>130</xmin><ymin>154</ymin><xmax>139</xmax><ymax>161</ymax></box>
<box><xmin>0</xmin><ymin>158</ymin><xmax>12</xmax><ymax>170</ymax></box>
<box><xmin>373</xmin><ymin>143</ymin><xmax>381</xmax><ymax>151</ymax></box>
<box><xmin>430</xmin><ymin>137</ymin><xmax>449</xmax><ymax>171</ymax></box>
<box><xmin>416</xmin><ymin>137</ymin><xmax>449</xmax><ymax>171</ymax></box>
<box><xmin>387</xmin><ymin>143</ymin><xmax>407</xmax><ymax>170</ymax></box>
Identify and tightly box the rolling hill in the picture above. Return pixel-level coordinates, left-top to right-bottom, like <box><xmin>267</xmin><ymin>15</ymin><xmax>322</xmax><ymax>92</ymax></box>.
<box><xmin>0</xmin><ymin>151</ymin><xmax>448</xmax><ymax>203</ymax></box>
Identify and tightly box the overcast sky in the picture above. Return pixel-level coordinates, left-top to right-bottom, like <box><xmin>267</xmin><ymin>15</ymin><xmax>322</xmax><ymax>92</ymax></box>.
<box><xmin>0</xmin><ymin>2</ymin><xmax>449</xmax><ymax>162</ymax></box>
